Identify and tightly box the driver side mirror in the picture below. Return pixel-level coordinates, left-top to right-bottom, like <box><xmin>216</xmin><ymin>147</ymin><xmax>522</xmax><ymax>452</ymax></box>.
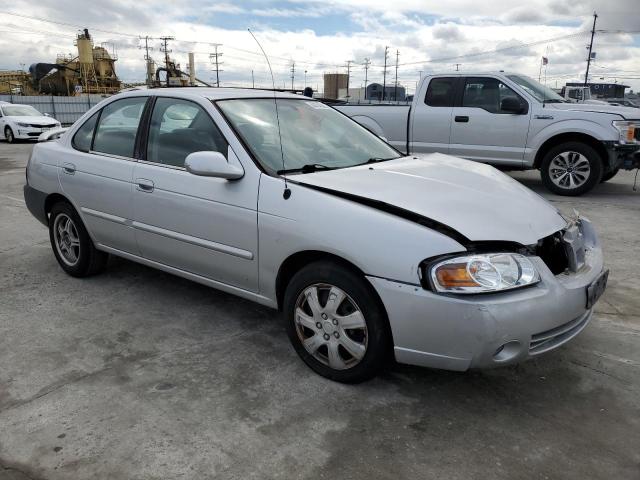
<box><xmin>185</xmin><ymin>151</ymin><xmax>244</xmax><ymax>179</ymax></box>
<box><xmin>500</xmin><ymin>97</ymin><xmax>527</xmax><ymax>114</ymax></box>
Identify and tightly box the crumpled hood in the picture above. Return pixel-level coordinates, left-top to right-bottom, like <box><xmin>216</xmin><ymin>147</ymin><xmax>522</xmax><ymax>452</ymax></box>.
<box><xmin>295</xmin><ymin>154</ymin><xmax>567</xmax><ymax>246</ymax></box>
<box><xmin>546</xmin><ymin>102</ymin><xmax>640</xmax><ymax>119</ymax></box>
<box><xmin>7</xmin><ymin>115</ymin><xmax>57</xmax><ymax>125</ymax></box>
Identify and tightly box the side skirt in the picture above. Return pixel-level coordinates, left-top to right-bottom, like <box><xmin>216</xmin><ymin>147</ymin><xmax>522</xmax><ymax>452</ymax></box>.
<box><xmin>96</xmin><ymin>243</ymin><xmax>278</xmax><ymax>309</ymax></box>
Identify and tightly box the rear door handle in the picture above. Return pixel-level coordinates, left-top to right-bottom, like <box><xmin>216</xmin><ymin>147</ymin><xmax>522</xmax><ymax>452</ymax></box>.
<box><xmin>454</xmin><ymin>116</ymin><xmax>469</xmax><ymax>123</ymax></box>
<box><xmin>62</xmin><ymin>162</ymin><xmax>76</xmax><ymax>174</ymax></box>
<box><xmin>136</xmin><ymin>178</ymin><xmax>154</xmax><ymax>193</ymax></box>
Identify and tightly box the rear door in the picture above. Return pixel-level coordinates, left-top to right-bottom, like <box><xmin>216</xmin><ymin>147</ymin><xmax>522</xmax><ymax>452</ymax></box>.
<box><xmin>59</xmin><ymin>96</ymin><xmax>148</xmax><ymax>254</ymax></box>
<box><xmin>132</xmin><ymin>96</ymin><xmax>259</xmax><ymax>292</ymax></box>
<box><xmin>409</xmin><ymin>77</ymin><xmax>457</xmax><ymax>154</ymax></box>
<box><xmin>448</xmin><ymin>76</ymin><xmax>531</xmax><ymax>166</ymax></box>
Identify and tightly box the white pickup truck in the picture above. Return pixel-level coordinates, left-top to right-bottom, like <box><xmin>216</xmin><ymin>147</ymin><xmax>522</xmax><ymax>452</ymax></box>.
<box><xmin>336</xmin><ymin>72</ymin><xmax>640</xmax><ymax>195</ymax></box>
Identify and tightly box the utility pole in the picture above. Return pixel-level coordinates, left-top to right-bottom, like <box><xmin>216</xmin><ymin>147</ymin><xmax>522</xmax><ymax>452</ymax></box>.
<box><xmin>394</xmin><ymin>50</ymin><xmax>399</xmax><ymax>101</ymax></box>
<box><xmin>363</xmin><ymin>58</ymin><xmax>371</xmax><ymax>101</ymax></box>
<box><xmin>345</xmin><ymin>60</ymin><xmax>353</xmax><ymax>100</ymax></box>
<box><xmin>290</xmin><ymin>61</ymin><xmax>295</xmax><ymax>90</ymax></box>
<box><xmin>304</xmin><ymin>69</ymin><xmax>307</xmax><ymax>88</ymax></box>
<box><xmin>382</xmin><ymin>46</ymin><xmax>389</xmax><ymax>101</ymax></box>
<box><xmin>209</xmin><ymin>44</ymin><xmax>223</xmax><ymax>87</ymax></box>
<box><xmin>251</xmin><ymin>70</ymin><xmax>255</xmax><ymax>88</ymax></box>
<box><xmin>159</xmin><ymin>36</ymin><xmax>174</xmax><ymax>71</ymax></box>
<box><xmin>139</xmin><ymin>36</ymin><xmax>154</xmax><ymax>86</ymax></box>
<box><xmin>584</xmin><ymin>12</ymin><xmax>598</xmax><ymax>86</ymax></box>
<box><xmin>454</xmin><ymin>63</ymin><xmax>461</xmax><ymax>71</ymax></box>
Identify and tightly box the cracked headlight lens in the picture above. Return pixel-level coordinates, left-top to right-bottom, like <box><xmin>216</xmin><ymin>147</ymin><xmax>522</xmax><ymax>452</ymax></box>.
<box><xmin>430</xmin><ymin>253</ymin><xmax>540</xmax><ymax>294</ymax></box>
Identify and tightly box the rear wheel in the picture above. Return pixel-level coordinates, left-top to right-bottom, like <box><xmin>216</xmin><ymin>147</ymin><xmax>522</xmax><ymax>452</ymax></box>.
<box><xmin>5</xmin><ymin>127</ymin><xmax>15</xmax><ymax>143</ymax></box>
<box><xmin>540</xmin><ymin>142</ymin><xmax>603</xmax><ymax>196</ymax></box>
<box><xmin>283</xmin><ymin>261</ymin><xmax>390</xmax><ymax>383</ymax></box>
<box><xmin>49</xmin><ymin>202</ymin><xmax>108</xmax><ymax>277</ymax></box>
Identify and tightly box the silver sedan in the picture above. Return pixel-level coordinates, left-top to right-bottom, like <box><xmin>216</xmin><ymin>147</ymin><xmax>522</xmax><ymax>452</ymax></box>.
<box><xmin>24</xmin><ymin>88</ymin><xmax>607</xmax><ymax>382</ymax></box>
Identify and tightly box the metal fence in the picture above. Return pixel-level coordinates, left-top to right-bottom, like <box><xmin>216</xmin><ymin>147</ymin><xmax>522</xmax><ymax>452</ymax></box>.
<box><xmin>0</xmin><ymin>94</ymin><xmax>112</xmax><ymax>126</ymax></box>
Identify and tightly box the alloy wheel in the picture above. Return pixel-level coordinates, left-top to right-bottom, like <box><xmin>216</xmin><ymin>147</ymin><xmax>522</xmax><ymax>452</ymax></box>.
<box><xmin>294</xmin><ymin>283</ymin><xmax>368</xmax><ymax>370</ymax></box>
<box><xmin>549</xmin><ymin>151</ymin><xmax>591</xmax><ymax>190</ymax></box>
<box><xmin>53</xmin><ymin>213</ymin><xmax>81</xmax><ymax>266</ymax></box>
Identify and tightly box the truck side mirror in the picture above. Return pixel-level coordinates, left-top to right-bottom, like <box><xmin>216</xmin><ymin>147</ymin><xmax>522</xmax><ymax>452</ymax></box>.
<box><xmin>500</xmin><ymin>97</ymin><xmax>526</xmax><ymax>114</ymax></box>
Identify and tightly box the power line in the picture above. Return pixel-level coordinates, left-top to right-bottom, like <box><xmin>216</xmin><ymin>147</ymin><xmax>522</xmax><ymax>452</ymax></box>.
<box><xmin>209</xmin><ymin>44</ymin><xmax>223</xmax><ymax>87</ymax></box>
<box><xmin>362</xmin><ymin>58</ymin><xmax>371</xmax><ymax>100</ymax></box>
<box><xmin>159</xmin><ymin>36</ymin><xmax>174</xmax><ymax>72</ymax></box>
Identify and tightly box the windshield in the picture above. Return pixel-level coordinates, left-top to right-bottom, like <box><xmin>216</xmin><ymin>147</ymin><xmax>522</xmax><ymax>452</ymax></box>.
<box><xmin>2</xmin><ymin>105</ymin><xmax>42</xmax><ymax>116</ymax></box>
<box><xmin>216</xmin><ymin>98</ymin><xmax>400</xmax><ymax>174</ymax></box>
<box><xmin>506</xmin><ymin>75</ymin><xmax>566</xmax><ymax>103</ymax></box>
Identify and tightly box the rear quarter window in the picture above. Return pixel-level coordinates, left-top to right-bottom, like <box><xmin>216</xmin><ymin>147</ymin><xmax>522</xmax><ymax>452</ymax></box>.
<box><xmin>71</xmin><ymin>112</ymin><xmax>99</xmax><ymax>152</ymax></box>
<box><xmin>425</xmin><ymin>78</ymin><xmax>456</xmax><ymax>107</ymax></box>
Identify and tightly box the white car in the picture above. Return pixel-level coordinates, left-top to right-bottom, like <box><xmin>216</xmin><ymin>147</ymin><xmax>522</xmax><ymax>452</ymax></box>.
<box><xmin>0</xmin><ymin>102</ymin><xmax>61</xmax><ymax>143</ymax></box>
<box><xmin>24</xmin><ymin>88</ymin><xmax>607</xmax><ymax>383</ymax></box>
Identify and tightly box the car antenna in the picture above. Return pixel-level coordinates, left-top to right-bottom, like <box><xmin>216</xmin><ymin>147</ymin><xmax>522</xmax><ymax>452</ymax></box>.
<box><xmin>248</xmin><ymin>28</ymin><xmax>291</xmax><ymax>200</ymax></box>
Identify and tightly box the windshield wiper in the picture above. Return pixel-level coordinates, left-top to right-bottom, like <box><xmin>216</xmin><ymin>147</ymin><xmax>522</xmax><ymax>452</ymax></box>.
<box><xmin>358</xmin><ymin>156</ymin><xmax>400</xmax><ymax>165</ymax></box>
<box><xmin>277</xmin><ymin>163</ymin><xmax>337</xmax><ymax>175</ymax></box>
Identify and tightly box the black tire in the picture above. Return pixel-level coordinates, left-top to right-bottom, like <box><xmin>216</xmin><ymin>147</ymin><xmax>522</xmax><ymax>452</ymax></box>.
<box><xmin>601</xmin><ymin>167</ymin><xmax>619</xmax><ymax>183</ymax></box>
<box><xmin>540</xmin><ymin>142</ymin><xmax>603</xmax><ymax>196</ymax></box>
<box><xmin>5</xmin><ymin>127</ymin><xmax>15</xmax><ymax>143</ymax></box>
<box><xmin>49</xmin><ymin>201</ymin><xmax>108</xmax><ymax>277</ymax></box>
<box><xmin>283</xmin><ymin>260</ymin><xmax>391</xmax><ymax>383</ymax></box>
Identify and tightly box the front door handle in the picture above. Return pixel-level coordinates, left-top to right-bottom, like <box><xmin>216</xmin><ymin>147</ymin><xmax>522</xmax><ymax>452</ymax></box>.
<box><xmin>62</xmin><ymin>162</ymin><xmax>76</xmax><ymax>174</ymax></box>
<box><xmin>454</xmin><ymin>116</ymin><xmax>469</xmax><ymax>123</ymax></box>
<box><xmin>136</xmin><ymin>178</ymin><xmax>154</xmax><ymax>193</ymax></box>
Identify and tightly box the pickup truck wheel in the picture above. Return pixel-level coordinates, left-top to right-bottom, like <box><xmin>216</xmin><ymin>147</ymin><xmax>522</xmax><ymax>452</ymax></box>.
<box><xmin>5</xmin><ymin>127</ymin><xmax>15</xmax><ymax>143</ymax></box>
<box><xmin>283</xmin><ymin>261</ymin><xmax>390</xmax><ymax>383</ymax></box>
<box><xmin>540</xmin><ymin>142</ymin><xmax>603</xmax><ymax>196</ymax></box>
<box><xmin>601</xmin><ymin>167</ymin><xmax>619</xmax><ymax>183</ymax></box>
<box><xmin>49</xmin><ymin>202</ymin><xmax>108</xmax><ymax>277</ymax></box>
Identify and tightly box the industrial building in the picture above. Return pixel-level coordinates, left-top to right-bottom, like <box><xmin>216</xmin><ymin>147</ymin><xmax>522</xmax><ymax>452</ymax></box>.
<box><xmin>323</xmin><ymin>73</ymin><xmax>348</xmax><ymax>99</ymax></box>
<box><xmin>566</xmin><ymin>82</ymin><xmax>629</xmax><ymax>99</ymax></box>
<box><xmin>0</xmin><ymin>29</ymin><xmax>121</xmax><ymax>96</ymax></box>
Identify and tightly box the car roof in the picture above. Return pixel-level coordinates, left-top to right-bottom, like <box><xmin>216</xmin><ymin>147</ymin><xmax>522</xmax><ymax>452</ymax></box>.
<box><xmin>117</xmin><ymin>87</ymin><xmax>306</xmax><ymax>101</ymax></box>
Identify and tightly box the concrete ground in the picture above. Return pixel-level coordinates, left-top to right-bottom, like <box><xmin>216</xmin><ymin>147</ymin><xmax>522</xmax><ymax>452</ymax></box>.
<box><xmin>0</xmin><ymin>141</ymin><xmax>639</xmax><ymax>480</ymax></box>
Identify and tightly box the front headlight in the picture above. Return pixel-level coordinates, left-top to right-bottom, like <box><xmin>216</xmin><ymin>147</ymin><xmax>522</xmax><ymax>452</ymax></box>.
<box><xmin>612</xmin><ymin>120</ymin><xmax>638</xmax><ymax>144</ymax></box>
<box><xmin>16</xmin><ymin>122</ymin><xmax>30</xmax><ymax>127</ymax></box>
<box><xmin>429</xmin><ymin>253</ymin><xmax>540</xmax><ymax>294</ymax></box>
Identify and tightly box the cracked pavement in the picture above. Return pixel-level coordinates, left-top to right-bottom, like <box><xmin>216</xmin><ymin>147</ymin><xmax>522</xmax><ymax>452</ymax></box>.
<box><xmin>1</xmin><ymin>142</ymin><xmax>639</xmax><ymax>479</ymax></box>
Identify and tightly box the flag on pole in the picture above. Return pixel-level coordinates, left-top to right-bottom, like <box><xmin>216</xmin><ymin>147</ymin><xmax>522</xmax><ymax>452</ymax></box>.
<box><xmin>542</xmin><ymin>56</ymin><xmax>548</xmax><ymax>65</ymax></box>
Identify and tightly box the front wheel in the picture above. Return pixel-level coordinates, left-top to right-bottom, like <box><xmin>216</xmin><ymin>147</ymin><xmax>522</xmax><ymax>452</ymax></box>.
<box><xmin>540</xmin><ymin>142</ymin><xmax>603</xmax><ymax>196</ymax></box>
<box><xmin>283</xmin><ymin>261</ymin><xmax>390</xmax><ymax>383</ymax></box>
<box><xmin>5</xmin><ymin>127</ymin><xmax>15</xmax><ymax>143</ymax></box>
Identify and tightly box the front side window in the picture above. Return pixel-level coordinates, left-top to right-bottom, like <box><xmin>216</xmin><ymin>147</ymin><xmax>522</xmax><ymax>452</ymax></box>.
<box><xmin>92</xmin><ymin>97</ymin><xmax>147</xmax><ymax>158</ymax></box>
<box><xmin>72</xmin><ymin>111</ymin><xmax>99</xmax><ymax>152</ymax></box>
<box><xmin>146</xmin><ymin>98</ymin><xmax>228</xmax><ymax>167</ymax></box>
<box><xmin>425</xmin><ymin>78</ymin><xmax>455</xmax><ymax>107</ymax></box>
<box><xmin>216</xmin><ymin>99</ymin><xmax>400</xmax><ymax>174</ymax></box>
<box><xmin>462</xmin><ymin>77</ymin><xmax>524</xmax><ymax>114</ymax></box>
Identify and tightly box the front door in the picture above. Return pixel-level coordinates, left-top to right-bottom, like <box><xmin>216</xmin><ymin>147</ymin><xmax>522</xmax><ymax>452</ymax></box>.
<box><xmin>449</xmin><ymin>76</ymin><xmax>531</xmax><ymax>166</ymax></box>
<box><xmin>59</xmin><ymin>97</ymin><xmax>148</xmax><ymax>254</ymax></box>
<box><xmin>132</xmin><ymin>97</ymin><xmax>259</xmax><ymax>292</ymax></box>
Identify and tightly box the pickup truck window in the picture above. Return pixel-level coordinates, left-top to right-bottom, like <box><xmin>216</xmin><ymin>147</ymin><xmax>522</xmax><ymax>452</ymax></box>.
<box><xmin>146</xmin><ymin>98</ymin><xmax>228</xmax><ymax>168</ymax></box>
<box><xmin>462</xmin><ymin>77</ymin><xmax>522</xmax><ymax>114</ymax></box>
<box><xmin>425</xmin><ymin>78</ymin><xmax>455</xmax><ymax>107</ymax></box>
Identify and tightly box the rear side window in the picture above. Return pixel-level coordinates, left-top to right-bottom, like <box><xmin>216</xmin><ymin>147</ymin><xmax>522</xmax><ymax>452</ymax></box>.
<box><xmin>425</xmin><ymin>78</ymin><xmax>455</xmax><ymax>107</ymax></box>
<box><xmin>92</xmin><ymin>97</ymin><xmax>147</xmax><ymax>158</ymax></box>
<box><xmin>146</xmin><ymin>97</ymin><xmax>228</xmax><ymax>167</ymax></box>
<box><xmin>72</xmin><ymin>111</ymin><xmax>99</xmax><ymax>152</ymax></box>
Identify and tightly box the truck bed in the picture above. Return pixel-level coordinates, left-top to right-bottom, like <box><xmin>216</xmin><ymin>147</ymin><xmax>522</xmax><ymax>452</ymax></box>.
<box><xmin>334</xmin><ymin>104</ymin><xmax>411</xmax><ymax>154</ymax></box>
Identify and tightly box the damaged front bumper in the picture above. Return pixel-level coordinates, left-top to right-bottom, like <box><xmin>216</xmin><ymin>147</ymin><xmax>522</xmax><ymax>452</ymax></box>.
<box><xmin>368</xmin><ymin>217</ymin><xmax>606</xmax><ymax>371</ymax></box>
<box><xmin>604</xmin><ymin>141</ymin><xmax>640</xmax><ymax>170</ymax></box>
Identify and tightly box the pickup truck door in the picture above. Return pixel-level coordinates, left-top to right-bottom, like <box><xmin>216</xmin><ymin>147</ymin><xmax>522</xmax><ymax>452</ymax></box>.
<box><xmin>131</xmin><ymin>97</ymin><xmax>259</xmax><ymax>292</ymax></box>
<box><xmin>448</xmin><ymin>76</ymin><xmax>531</xmax><ymax>166</ymax></box>
<box><xmin>410</xmin><ymin>77</ymin><xmax>457</xmax><ymax>154</ymax></box>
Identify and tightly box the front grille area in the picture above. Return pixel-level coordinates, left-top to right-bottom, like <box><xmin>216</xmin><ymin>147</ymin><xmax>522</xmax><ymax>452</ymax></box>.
<box><xmin>29</xmin><ymin>123</ymin><xmax>56</xmax><ymax>128</ymax></box>
<box><xmin>529</xmin><ymin>311</ymin><xmax>590</xmax><ymax>355</ymax></box>
<box><xmin>535</xmin><ymin>232</ymin><xmax>569</xmax><ymax>275</ymax></box>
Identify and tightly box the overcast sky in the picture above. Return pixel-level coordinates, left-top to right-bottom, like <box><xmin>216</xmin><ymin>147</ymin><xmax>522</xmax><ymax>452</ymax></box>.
<box><xmin>1</xmin><ymin>0</ymin><xmax>639</xmax><ymax>93</ymax></box>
